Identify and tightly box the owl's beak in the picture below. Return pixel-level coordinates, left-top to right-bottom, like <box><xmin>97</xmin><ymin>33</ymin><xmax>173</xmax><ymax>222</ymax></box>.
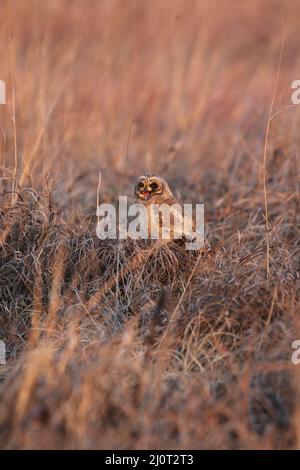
<box><xmin>142</xmin><ymin>190</ymin><xmax>150</xmax><ymax>200</ymax></box>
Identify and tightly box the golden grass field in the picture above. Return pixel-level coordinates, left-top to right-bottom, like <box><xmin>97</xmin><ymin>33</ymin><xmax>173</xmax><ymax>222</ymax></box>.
<box><xmin>1</xmin><ymin>0</ymin><xmax>300</xmax><ymax>449</ymax></box>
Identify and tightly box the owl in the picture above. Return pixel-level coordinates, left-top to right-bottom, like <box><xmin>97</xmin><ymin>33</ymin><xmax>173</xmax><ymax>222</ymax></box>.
<box><xmin>134</xmin><ymin>175</ymin><xmax>178</xmax><ymax>206</ymax></box>
<box><xmin>134</xmin><ymin>175</ymin><xmax>201</xmax><ymax>247</ymax></box>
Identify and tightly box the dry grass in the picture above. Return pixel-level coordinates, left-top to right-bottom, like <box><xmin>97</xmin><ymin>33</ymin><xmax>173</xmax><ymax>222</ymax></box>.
<box><xmin>0</xmin><ymin>0</ymin><xmax>300</xmax><ymax>449</ymax></box>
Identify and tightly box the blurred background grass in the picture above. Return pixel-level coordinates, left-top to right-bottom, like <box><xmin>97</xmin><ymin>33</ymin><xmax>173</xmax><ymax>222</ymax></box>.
<box><xmin>0</xmin><ymin>0</ymin><xmax>300</xmax><ymax>208</ymax></box>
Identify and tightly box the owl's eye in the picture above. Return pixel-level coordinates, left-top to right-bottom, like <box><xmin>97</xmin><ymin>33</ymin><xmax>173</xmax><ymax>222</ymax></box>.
<box><xmin>150</xmin><ymin>182</ymin><xmax>159</xmax><ymax>191</ymax></box>
<box><xmin>138</xmin><ymin>182</ymin><xmax>145</xmax><ymax>189</ymax></box>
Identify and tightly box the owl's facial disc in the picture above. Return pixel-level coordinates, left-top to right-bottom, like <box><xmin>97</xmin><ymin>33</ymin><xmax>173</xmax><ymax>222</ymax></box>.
<box><xmin>135</xmin><ymin>177</ymin><xmax>163</xmax><ymax>201</ymax></box>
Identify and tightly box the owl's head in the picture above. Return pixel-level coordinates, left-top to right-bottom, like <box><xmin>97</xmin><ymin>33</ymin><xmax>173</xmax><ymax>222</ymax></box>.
<box><xmin>134</xmin><ymin>175</ymin><xmax>174</xmax><ymax>204</ymax></box>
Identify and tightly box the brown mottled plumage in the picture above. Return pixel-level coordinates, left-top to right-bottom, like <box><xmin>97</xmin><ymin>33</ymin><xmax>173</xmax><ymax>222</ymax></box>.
<box><xmin>134</xmin><ymin>175</ymin><xmax>196</xmax><ymax>242</ymax></box>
